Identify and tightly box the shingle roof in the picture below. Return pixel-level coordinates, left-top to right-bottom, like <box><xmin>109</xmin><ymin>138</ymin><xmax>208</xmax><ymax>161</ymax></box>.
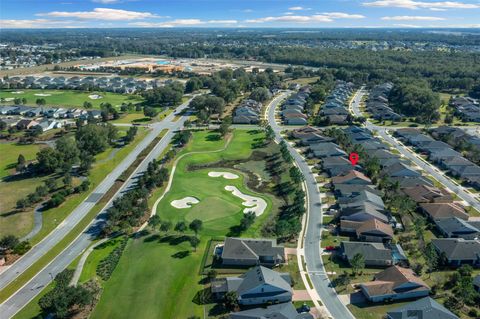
<box><xmin>341</xmin><ymin>241</ymin><xmax>392</xmax><ymax>261</ymax></box>
<box><xmin>386</xmin><ymin>297</ymin><xmax>459</xmax><ymax>319</ymax></box>
<box><xmin>236</xmin><ymin>266</ymin><xmax>292</xmax><ymax>296</ymax></box>
<box><xmin>420</xmin><ymin>203</ymin><xmax>469</xmax><ymax>220</ymax></box>
<box><xmin>332</xmin><ymin>170</ymin><xmax>372</xmax><ymax>185</ymax></box>
<box><xmin>402</xmin><ymin>185</ymin><xmax>453</xmax><ymax>203</ymax></box>
<box><xmin>229</xmin><ymin>302</ymin><xmax>313</xmax><ymax>319</ymax></box>
<box><xmin>434</xmin><ymin>217</ymin><xmax>480</xmax><ymax>237</ymax></box>
<box><xmin>356</xmin><ymin>219</ymin><xmax>394</xmax><ymax>238</ymax></box>
<box><xmin>361</xmin><ymin>266</ymin><xmax>429</xmax><ymax>298</ymax></box>
<box><xmin>431</xmin><ymin>238</ymin><xmax>480</xmax><ymax>261</ymax></box>
<box><xmin>222</xmin><ymin>237</ymin><xmax>285</xmax><ymax>262</ymax></box>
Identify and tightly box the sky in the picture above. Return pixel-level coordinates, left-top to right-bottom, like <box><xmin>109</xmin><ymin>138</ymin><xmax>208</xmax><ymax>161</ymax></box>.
<box><xmin>0</xmin><ymin>0</ymin><xmax>479</xmax><ymax>29</ymax></box>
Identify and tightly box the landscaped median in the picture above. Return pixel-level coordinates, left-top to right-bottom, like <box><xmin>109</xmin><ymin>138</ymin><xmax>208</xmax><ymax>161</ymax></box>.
<box><xmin>0</xmin><ymin>129</ymin><xmax>168</xmax><ymax>303</ymax></box>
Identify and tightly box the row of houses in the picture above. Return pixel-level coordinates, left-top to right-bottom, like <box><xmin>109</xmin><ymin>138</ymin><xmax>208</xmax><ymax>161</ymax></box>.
<box><xmin>232</xmin><ymin>99</ymin><xmax>263</xmax><ymax>124</ymax></box>
<box><xmin>430</xmin><ymin>125</ymin><xmax>480</xmax><ymax>164</ymax></box>
<box><xmin>211</xmin><ymin>237</ymin><xmax>312</xmax><ymax>318</ymax></box>
<box><xmin>1</xmin><ymin>75</ymin><xmax>161</xmax><ymax>94</ymax></box>
<box><xmin>318</xmin><ymin>81</ymin><xmax>355</xmax><ymax>125</ymax></box>
<box><xmin>0</xmin><ymin>105</ymin><xmax>101</xmax><ymax>119</ymax></box>
<box><xmin>281</xmin><ymin>86</ymin><xmax>310</xmax><ymax>125</ymax></box>
<box><xmin>450</xmin><ymin>96</ymin><xmax>480</xmax><ymax>122</ymax></box>
<box><xmin>395</xmin><ymin>128</ymin><xmax>480</xmax><ymax>189</ymax></box>
<box><xmin>366</xmin><ymin>82</ymin><xmax>402</xmax><ymax>121</ymax></box>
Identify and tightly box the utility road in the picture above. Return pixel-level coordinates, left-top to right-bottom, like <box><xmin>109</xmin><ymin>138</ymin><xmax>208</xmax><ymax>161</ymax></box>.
<box><xmin>0</xmin><ymin>99</ymin><xmax>193</xmax><ymax>318</ymax></box>
<box><xmin>267</xmin><ymin>92</ymin><xmax>355</xmax><ymax>319</ymax></box>
<box><xmin>350</xmin><ymin>89</ymin><xmax>480</xmax><ymax>210</ymax></box>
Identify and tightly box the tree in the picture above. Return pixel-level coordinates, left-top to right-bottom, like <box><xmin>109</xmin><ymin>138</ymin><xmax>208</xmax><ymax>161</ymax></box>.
<box><xmin>219</xmin><ymin>120</ymin><xmax>230</xmax><ymax>137</ymax></box>
<box><xmin>265</xmin><ymin>125</ymin><xmax>275</xmax><ymax>141</ymax></box>
<box><xmin>124</xmin><ymin>126</ymin><xmax>138</xmax><ymax>144</ymax></box>
<box><xmin>160</xmin><ymin>221</ymin><xmax>172</xmax><ymax>233</ymax></box>
<box><xmin>224</xmin><ymin>291</ymin><xmax>238</xmax><ymax>310</ymax></box>
<box><xmin>189</xmin><ymin>219</ymin><xmax>203</xmax><ymax>236</ymax></box>
<box><xmin>207</xmin><ymin>269</ymin><xmax>217</xmax><ymax>282</ymax></box>
<box><xmin>76</xmin><ymin>124</ymin><xmax>109</xmax><ymax>155</ymax></box>
<box><xmin>0</xmin><ymin>120</ymin><xmax>7</xmax><ymax>131</ymax></box>
<box><xmin>16</xmin><ymin>154</ymin><xmax>26</xmax><ymax>172</ymax></box>
<box><xmin>143</xmin><ymin>106</ymin><xmax>158</xmax><ymax>118</ymax></box>
<box><xmin>424</xmin><ymin>242</ymin><xmax>439</xmax><ymax>273</ymax></box>
<box><xmin>55</xmin><ymin>136</ymin><xmax>80</xmax><ymax>168</ymax></box>
<box><xmin>350</xmin><ymin>253</ymin><xmax>365</xmax><ymax>276</ymax></box>
<box><xmin>185</xmin><ymin>77</ymin><xmax>202</xmax><ymax>93</ymax></box>
<box><xmin>62</xmin><ymin>173</ymin><xmax>72</xmax><ymax>186</ymax></box>
<box><xmin>249</xmin><ymin>87</ymin><xmax>271</xmax><ymax>103</ymax></box>
<box><xmin>174</xmin><ymin>221</ymin><xmax>187</xmax><ymax>233</ymax></box>
<box><xmin>83</xmin><ymin>101</ymin><xmax>93</xmax><ymax>109</ymax></box>
<box><xmin>190</xmin><ymin>236</ymin><xmax>200</xmax><ymax>252</ymax></box>
<box><xmin>148</xmin><ymin>215</ymin><xmax>161</xmax><ymax>229</ymax></box>
<box><xmin>35</xmin><ymin>98</ymin><xmax>46</xmax><ymax>106</ymax></box>
<box><xmin>0</xmin><ymin>235</ymin><xmax>20</xmax><ymax>250</ymax></box>
<box><xmin>289</xmin><ymin>166</ymin><xmax>304</xmax><ymax>184</ymax></box>
<box><xmin>36</xmin><ymin>147</ymin><xmax>61</xmax><ymax>174</ymax></box>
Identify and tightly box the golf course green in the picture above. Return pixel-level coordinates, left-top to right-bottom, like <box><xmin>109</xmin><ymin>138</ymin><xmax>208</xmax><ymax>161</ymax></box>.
<box><xmin>0</xmin><ymin>89</ymin><xmax>143</xmax><ymax>109</ymax></box>
<box><xmin>90</xmin><ymin>129</ymin><xmax>284</xmax><ymax>319</ymax></box>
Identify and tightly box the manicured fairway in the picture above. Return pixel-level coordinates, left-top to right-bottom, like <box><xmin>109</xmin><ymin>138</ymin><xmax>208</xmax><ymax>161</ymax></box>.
<box><xmin>92</xmin><ymin>129</ymin><xmax>280</xmax><ymax>319</ymax></box>
<box><xmin>0</xmin><ymin>89</ymin><xmax>143</xmax><ymax>109</ymax></box>
<box><xmin>0</xmin><ymin>143</ymin><xmax>45</xmax><ymax>178</ymax></box>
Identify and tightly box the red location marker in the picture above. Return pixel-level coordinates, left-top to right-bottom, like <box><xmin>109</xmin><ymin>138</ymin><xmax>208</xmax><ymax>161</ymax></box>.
<box><xmin>349</xmin><ymin>152</ymin><xmax>359</xmax><ymax>166</ymax></box>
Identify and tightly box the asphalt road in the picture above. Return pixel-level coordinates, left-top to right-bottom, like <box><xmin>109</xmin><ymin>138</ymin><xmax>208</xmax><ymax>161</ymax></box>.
<box><xmin>350</xmin><ymin>89</ymin><xmax>480</xmax><ymax>211</ymax></box>
<box><xmin>267</xmin><ymin>92</ymin><xmax>355</xmax><ymax>319</ymax></box>
<box><xmin>0</xmin><ymin>99</ymin><xmax>194</xmax><ymax>318</ymax></box>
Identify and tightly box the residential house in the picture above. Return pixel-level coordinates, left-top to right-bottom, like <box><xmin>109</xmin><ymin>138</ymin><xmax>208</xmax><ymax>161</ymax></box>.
<box><xmin>340</xmin><ymin>219</ymin><xmax>393</xmax><ymax>243</ymax></box>
<box><xmin>402</xmin><ymin>185</ymin><xmax>453</xmax><ymax>203</ymax></box>
<box><xmin>434</xmin><ymin>217</ymin><xmax>480</xmax><ymax>240</ymax></box>
<box><xmin>431</xmin><ymin>238</ymin><xmax>480</xmax><ymax>267</ymax></box>
<box><xmin>331</xmin><ymin>170</ymin><xmax>372</xmax><ymax>186</ymax></box>
<box><xmin>211</xmin><ymin>265</ymin><xmax>292</xmax><ymax>305</ymax></box>
<box><xmin>420</xmin><ymin>203</ymin><xmax>469</xmax><ymax>221</ymax></box>
<box><xmin>386</xmin><ymin>297</ymin><xmax>459</xmax><ymax>319</ymax></box>
<box><xmin>220</xmin><ymin>237</ymin><xmax>286</xmax><ymax>267</ymax></box>
<box><xmin>360</xmin><ymin>266</ymin><xmax>430</xmax><ymax>302</ymax></box>
<box><xmin>229</xmin><ymin>302</ymin><xmax>313</xmax><ymax>319</ymax></box>
<box><xmin>341</xmin><ymin>242</ymin><xmax>407</xmax><ymax>267</ymax></box>
<box><xmin>16</xmin><ymin>119</ymin><xmax>39</xmax><ymax>130</ymax></box>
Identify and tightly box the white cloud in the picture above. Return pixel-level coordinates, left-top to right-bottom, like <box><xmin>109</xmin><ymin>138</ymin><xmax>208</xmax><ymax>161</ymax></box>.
<box><xmin>322</xmin><ymin>12</ymin><xmax>366</xmax><ymax>19</ymax></box>
<box><xmin>207</xmin><ymin>20</ymin><xmax>238</xmax><ymax>24</ymax></box>
<box><xmin>242</xmin><ymin>9</ymin><xmax>254</xmax><ymax>13</ymax></box>
<box><xmin>130</xmin><ymin>19</ymin><xmax>237</xmax><ymax>28</ymax></box>
<box><xmin>284</xmin><ymin>12</ymin><xmax>295</xmax><ymax>15</ymax></box>
<box><xmin>246</xmin><ymin>15</ymin><xmax>334</xmax><ymax>23</ymax></box>
<box><xmin>382</xmin><ymin>15</ymin><xmax>446</xmax><ymax>20</ymax></box>
<box><xmin>288</xmin><ymin>6</ymin><xmax>306</xmax><ymax>10</ymax></box>
<box><xmin>92</xmin><ymin>0</ymin><xmax>119</xmax><ymax>3</ymax></box>
<box><xmin>38</xmin><ymin>8</ymin><xmax>158</xmax><ymax>21</ymax></box>
<box><xmin>246</xmin><ymin>12</ymin><xmax>365</xmax><ymax>24</ymax></box>
<box><xmin>429</xmin><ymin>8</ymin><xmax>447</xmax><ymax>11</ymax></box>
<box><xmin>0</xmin><ymin>19</ymin><xmax>82</xmax><ymax>28</ymax></box>
<box><xmin>393</xmin><ymin>23</ymin><xmax>422</xmax><ymax>27</ymax></box>
<box><xmin>363</xmin><ymin>0</ymin><xmax>479</xmax><ymax>10</ymax></box>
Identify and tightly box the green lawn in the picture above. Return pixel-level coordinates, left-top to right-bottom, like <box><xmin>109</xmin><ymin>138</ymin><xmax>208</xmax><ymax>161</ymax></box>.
<box><xmin>0</xmin><ymin>143</ymin><xmax>46</xmax><ymax>178</ymax></box>
<box><xmin>90</xmin><ymin>129</ymin><xmax>288</xmax><ymax>319</ymax></box>
<box><xmin>347</xmin><ymin>301</ymin><xmax>412</xmax><ymax>319</ymax></box>
<box><xmin>155</xmin><ymin>130</ymin><xmax>274</xmax><ymax>237</ymax></box>
<box><xmin>0</xmin><ymin>89</ymin><xmax>143</xmax><ymax>109</ymax></box>
<box><xmin>0</xmin><ymin>127</ymin><xmax>147</xmax><ymax>240</ymax></box>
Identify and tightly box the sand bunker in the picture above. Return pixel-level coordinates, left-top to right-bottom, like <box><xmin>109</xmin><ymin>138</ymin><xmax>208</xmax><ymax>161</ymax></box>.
<box><xmin>208</xmin><ymin>171</ymin><xmax>239</xmax><ymax>179</ymax></box>
<box><xmin>88</xmin><ymin>94</ymin><xmax>103</xmax><ymax>100</ymax></box>
<box><xmin>34</xmin><ymin>93</ymin><xmax>51</xmax><ymax>97</ymax></box>
<box><xmin>224</xmin><ymin>186</ymin><xmax>267</xmax><ymax>216</ymax></box>
<box><xmin>4</xmin><ymin>98</ymin><xmax>14</xmax><ymax>102</ymax></box>
<box><xmin>11</xmin><ymin>91</ymin><xmax>24</xmax><ymax>94</ymax></box>
<box><xmin>171</xmin><ymin>196</ymin><xmax>199</xmax><ymax>209</ymax></box>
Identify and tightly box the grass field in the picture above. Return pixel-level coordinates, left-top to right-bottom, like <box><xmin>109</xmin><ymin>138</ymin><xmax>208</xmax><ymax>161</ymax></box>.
<box><xmin>0</xmin><ymin>89</ymin><xmax>143</xmax><ymax>109</ymax></box>
<box><xmin>91</xmin><ymin>129</ymin><xmax>283</xmax><ymax>319</ymax></box>
<box><xmin>0</xmin><ymin>127</ymin><xmax>148</xmax><ymax>240</ymax></box>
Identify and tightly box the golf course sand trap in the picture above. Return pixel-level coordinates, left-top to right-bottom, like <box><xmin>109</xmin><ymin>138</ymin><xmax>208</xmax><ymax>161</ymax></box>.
<box><xmin>208</xmin><ymin>171</ymin><xmax>239</xmax><ymax>179</ymax></box>
<box><xmin>224</xmin><ymin>186</ymin><xmax>267</xmax><ymax>216</ymax></box>
<box><xmin>171</xmin><ymin>197</ymin><xmax>200</xmax><ymax>209</ymax></box>
<box><xmin>4</xmin><ymin>98</ymin><xmax>14</xmax><ymax>102</ymax></box>
<box><xmin>12</xmin><ymin>91</ymin><xmax>24</xmax><ymax>94</ymax></box>
<box><xmin>88</xmin><ymin>94</ymin><xmax>103</xmax><ymax>100</ymax></box>
<box><xmin>34</xmin><ymin>93</ymin><xmax>51</xmax><ymax>97</ymax></box>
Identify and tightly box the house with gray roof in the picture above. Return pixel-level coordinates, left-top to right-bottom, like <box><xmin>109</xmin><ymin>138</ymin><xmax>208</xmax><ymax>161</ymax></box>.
<box><xmin>229</xmin><ymin>302</ymin><xmax>313</xmax><ymax>319</ymax></box>
<box><xmin>220</xmin><ymin>237</ymin><xmax>285</xmax><ymax>267</ymax></box>
<box><xmin>431</xmin><ymin>238</ymin><xmax>480</xmax><ymax>267</ymax></box>
<box><xmin>386</xmin><ymin>297</ymin><xmax>459</xmax><ymax>319</ymax></box>
<box><xmin>434</xmin><ymin>217</ymin><xmax>480</xmax><ymax>240</ymax></box>
<box><xmin>211</xmin><ymin>266</ymin><xmax>292</xmax><ymax>306</ymax></box>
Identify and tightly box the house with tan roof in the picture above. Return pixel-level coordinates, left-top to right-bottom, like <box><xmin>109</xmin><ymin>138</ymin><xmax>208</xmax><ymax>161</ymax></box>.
<box><xmin>340</xmin><ymin>219</ymin><xmax>393</xmax><ymax>243</ymax></box>
<box><xmin>331</xmin><ymin>170</ymin><xmax>372</xmax><ymax>186</ymax></box>
<box><xmin>402</xmin><ymin>185</ymin><xmax>453</xmax><ymax>203</ymax></box>
<box><xmin>359</xmin><ymin>266</ymin><xmax>430</xmax><ymax>302</ymax></box>
<box><xmin>420</xmin><ymin>203</ymin><xmax>469</xmax><ymax>221</ymax></box>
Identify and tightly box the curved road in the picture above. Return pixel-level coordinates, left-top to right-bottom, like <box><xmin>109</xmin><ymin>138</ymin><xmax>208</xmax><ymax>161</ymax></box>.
<box><xmin>0</xmin><ymin>99</ymin><xmax>194</xmax><ymax>318</ymax></box>
<box><xmin>267</xmin><ymin>92</ymin><xmax>355</xmax><ymax>319</ymax></box>
<box><xmin>350</xmin><ymin>89</ymin><xmax>480</xmax><ymax>211</ymax></box>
